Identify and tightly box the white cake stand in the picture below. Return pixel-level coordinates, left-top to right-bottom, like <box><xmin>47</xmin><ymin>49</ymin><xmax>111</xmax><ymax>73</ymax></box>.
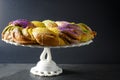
<box><xmin>2</xmin><ymin>39</ymin><xmax>93</xmax><ymax>76</ymax></box>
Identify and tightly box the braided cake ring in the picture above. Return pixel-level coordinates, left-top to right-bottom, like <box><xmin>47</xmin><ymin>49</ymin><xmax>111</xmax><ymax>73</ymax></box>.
<box><xmin>2</xmin><ymin>19</ymin><xmax>96</xmax><ymax>46</ymax></box>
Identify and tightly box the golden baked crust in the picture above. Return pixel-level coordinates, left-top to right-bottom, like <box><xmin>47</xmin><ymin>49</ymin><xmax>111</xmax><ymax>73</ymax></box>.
<box><xmin>32</xmin><ymin>27</ymin><xmax>65</xmax><ymax>46</ymax></box>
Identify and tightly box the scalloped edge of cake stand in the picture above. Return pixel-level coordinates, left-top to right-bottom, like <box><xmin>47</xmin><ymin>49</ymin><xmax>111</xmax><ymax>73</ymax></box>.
<box><xmin>30</xmin><ymin>60</ymin><xmax>62</xmax><ymax>76</ymax></box>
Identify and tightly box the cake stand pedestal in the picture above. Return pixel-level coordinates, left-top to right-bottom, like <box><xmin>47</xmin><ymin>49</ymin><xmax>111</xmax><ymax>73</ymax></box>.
<box><xmin>2</xmin><ymin>39</ymin><xmax>93</xmax><ymax>76</ymax></box>
<box><xmin>30</xmin><ymin>47</ymin><xmax>62</xmax><ymax>76</ymax></box>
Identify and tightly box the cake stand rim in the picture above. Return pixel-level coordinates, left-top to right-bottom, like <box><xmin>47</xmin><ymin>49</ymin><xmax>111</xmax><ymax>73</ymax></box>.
<box><xmin>2</xmin><ymin>39</ymin><xmax>93</xmax><ymax>48</ymax></box>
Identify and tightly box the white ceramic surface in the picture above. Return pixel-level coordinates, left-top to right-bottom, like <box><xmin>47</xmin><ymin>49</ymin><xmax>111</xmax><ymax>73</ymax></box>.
<box><xmin>30</xmin><ymin>48</ymin><xmax>62</xmax><ymax>76</ymax></box>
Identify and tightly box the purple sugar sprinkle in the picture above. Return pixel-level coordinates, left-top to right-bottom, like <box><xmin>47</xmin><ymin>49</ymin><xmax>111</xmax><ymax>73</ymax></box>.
<box><xmin>58</xmin><ymin>24</ymin><xmax>82</xmax><ymax>35</ymax></box>
<box><xmin>11</xmin><ymin>19</ymin><xmax>30</xmax><ymax>28</ymax></box>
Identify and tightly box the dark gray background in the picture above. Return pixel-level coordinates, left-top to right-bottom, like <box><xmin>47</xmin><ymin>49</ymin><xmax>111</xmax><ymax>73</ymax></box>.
<box><xmin>0</xmin><ymin>0</ymin><xmax>119</xmax><ymax>63</ymax></box>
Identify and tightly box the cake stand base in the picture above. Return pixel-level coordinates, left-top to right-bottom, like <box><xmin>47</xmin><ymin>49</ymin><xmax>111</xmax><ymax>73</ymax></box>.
<box><xmin>30</xmin><ymin>60</ymin><xmax>62</xmax><ymax>76</ymax></box>
<box><xmin>30</xmin><ymin>48</ymin><xmax>62</xmax><ymax>76</ymax></box>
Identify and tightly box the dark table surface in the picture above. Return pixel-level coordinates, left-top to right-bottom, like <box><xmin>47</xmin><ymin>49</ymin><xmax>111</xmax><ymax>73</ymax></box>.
<box><xmin>0</xmin><ymin>64</ymin><xmax>120</xmax><ymax>80</ymax></box>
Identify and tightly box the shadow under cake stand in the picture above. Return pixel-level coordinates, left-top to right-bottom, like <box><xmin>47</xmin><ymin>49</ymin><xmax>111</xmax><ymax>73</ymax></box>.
<box><xmin>2</xmin><ymin>39</ymin><xmax>93</xmax><ymax>76</ymax></box>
